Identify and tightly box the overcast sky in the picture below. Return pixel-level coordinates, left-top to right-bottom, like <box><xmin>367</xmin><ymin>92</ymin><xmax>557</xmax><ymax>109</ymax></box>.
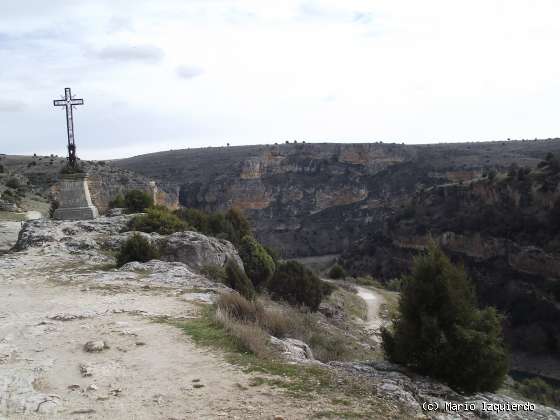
<box><xmin>1</xmin><ymin>1</ymin><xmax>559</xmax><ymax>159</ymax></box>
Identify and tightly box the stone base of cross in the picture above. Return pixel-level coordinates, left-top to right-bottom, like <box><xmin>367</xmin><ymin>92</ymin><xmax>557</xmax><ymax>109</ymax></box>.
<box><xmin>53</xmin><ymin>173</ymin><xmax>99</xmax><ymax>220</ymax></box>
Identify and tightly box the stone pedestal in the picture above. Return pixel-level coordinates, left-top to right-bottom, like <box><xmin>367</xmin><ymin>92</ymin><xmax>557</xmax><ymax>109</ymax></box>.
<box><xmin>53</xmin><ymin>173</ymin><xmax>99</xmax><ymax>220</ymax></box>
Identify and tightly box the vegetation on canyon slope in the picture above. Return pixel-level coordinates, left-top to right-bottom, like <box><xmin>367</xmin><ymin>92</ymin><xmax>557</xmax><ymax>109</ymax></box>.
<box><xmin>123</xmin><ymin>199</ymin><xmax>329</xmax><ymax>312</ymax></box>
<box><xmin>382</xmin><ymin>243</ymin><xmax>509</xmax><ymax>393</ymax></box>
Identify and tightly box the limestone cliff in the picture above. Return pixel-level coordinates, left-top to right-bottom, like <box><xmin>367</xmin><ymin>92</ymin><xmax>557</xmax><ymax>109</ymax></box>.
<box><xmin>114</xmin><ymin>139</ymin><xmax>560</xmax><ymax>258</ymax></box>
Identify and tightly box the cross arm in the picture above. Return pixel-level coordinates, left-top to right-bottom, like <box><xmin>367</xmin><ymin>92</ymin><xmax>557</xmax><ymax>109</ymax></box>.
<box><xmin>53</xmin><ymin>99</ymin><xmax>67</xmax><ymax>106</ymax></box>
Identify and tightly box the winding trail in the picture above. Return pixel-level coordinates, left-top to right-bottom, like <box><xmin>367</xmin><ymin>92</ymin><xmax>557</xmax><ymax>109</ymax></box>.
<box><xmin>355</xmin><ymin>285</ymin><xmax>385</xmax><ymax>332</ymax></box>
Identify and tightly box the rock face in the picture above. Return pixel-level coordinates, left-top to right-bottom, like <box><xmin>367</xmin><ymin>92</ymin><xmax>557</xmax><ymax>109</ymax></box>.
<box><xmin>114</xmin><ymin>140</ymin><xmax>560</xmax><ymax>258</ymax></box>
<box><xmin>160</xmin><ymin>231</ymin><xmax>243</xmax><ymax>271</ymax></box>
<box><xmin>331</xmin><ymin>361</ymin><xmax>560</xmax><ymax>420</ymax></box>
<box><xmin>341</xmin><ymin>163</ymin><xmax>560</xmax><ymax>377</ymax></box>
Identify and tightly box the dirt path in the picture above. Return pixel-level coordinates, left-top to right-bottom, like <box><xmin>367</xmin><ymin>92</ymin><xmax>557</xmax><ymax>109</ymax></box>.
<box><xmin>0</xmin><ymin>211</ymin><xmax>42</xmax><ymax>253</ymax></box>
<box><xmin>0</xmin><ymin>225</ymin><xmax>337</xmax><ymax>419</ymax></box>
<box><xmin>352</xmin><ymin>285</ymin><xmax>396</xmax><ymax>344</ymax></box>
<box><xmin>355</xmin><ymin>286</ymin><xmax>385</xmax><ymax>332</ymax></box>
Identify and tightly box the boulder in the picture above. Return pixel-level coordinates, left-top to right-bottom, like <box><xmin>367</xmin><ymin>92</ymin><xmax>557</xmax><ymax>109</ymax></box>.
<box><xmin>270</xmin><ymin>337</ymin><xmax>316</xmax><ymax>363</ymax></box>
<box><xmin>83</xmin><ymin>340</ymin><xmax>108</xmax><ymax>352</ymax></box>
<box><xmin>159</xmin><ymin>231</ymin><xmax>243</xmax><ymax>272</ymax></box>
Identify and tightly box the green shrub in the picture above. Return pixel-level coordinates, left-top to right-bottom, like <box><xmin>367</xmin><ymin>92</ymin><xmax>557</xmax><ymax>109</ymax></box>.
<box><xmin>238</xmin><ymin>235</ymin><xmax>276</xmax><ymax>289</ymax></box>
<box><xmin>110</xmin><ymin>194</ymin><xmax>126</xmax><ymax>208</ymax></box>
<box><xmin>200</xmin><ymin>264</ymin><xmax>227</xmax><ymax>283</ymax></box>
<box><xmin>386</xmin><ymin>278</ymin><xmax>403</xmax><ymax>292</ymax></box>
<box><xmin>264</xmin><ymin>245</ymin><xmax>280</xmax><ymax>265</ymax></box>
<box><xmin>381</xmin><ymin>243</ymin><xmax>509</xmax><ymax>393</ymax></box>
<box><xmin>124</xmin><ymin>190</ymin><xmax>153</xmax><ymax>212</ymax></box>
<box><xmin>60</xmin><ymin>165</ymin><xmax>84</xmax><ymax>175</ymax></box>
<box><xmin>224</xmin><ymin>259</ymin><xmax>255</xmax><ymax>300</ymax></box>
<box><xmin>321</xmin><ymin>280</ymin><xmax>336</xmax><ymax>298</ymax></box>
<box><xmin>116</xmin><ymin>233</ymin><xmax>160</xmax><ymax>267</ymax></box>
<box><xmin>267</xmin><ymin>261</ymin><xmax>323</xmax><ymax>311</ymax></box>
<box><xmin>175</xmin><ymin>208</ymin><xmax>249</xmax><ymax>247</ymax></box>
<box><xmin>5</xmin><ymin>177</ymin><xmax>19</xmax><ymax>189</ymax></box>
<box><xmin>328</xmin><ymin>263</ymin><xmax>346</xmax><ymax>279</ymax></box>
<box><xmin>175</xmin><ymin>208</ymin><xmax>210</xmax><ymax>233</ymax></box>
<box><xmin>128</xmin><ymin>206</ymin><xmax>187</xmax><ymax>235</ymax></box>
<box><xmin>514</xmin><ymin>377</ymin><xmax>560</xmax><ymax>409</ymax></box>
<box><xmin>226</xmin><ymin>208</ymin><xmax>251</xmax><ymax>239</ymax></box>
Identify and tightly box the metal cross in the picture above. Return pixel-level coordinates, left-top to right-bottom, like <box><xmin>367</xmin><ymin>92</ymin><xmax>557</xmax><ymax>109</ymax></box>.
<box><xmin>53</xmin><ymin>87</ymin><xmax>84</xmax><ymax>168</ymax></box>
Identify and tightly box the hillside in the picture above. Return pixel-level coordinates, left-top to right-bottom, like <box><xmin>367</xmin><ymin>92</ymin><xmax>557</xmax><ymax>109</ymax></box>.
<box><xmin>113</xmin><ymin>139</ymin><xmax>560</xmax><ymax>381</ymax></box>
<box><xmin>114</xmin><ymin>139</ymin><xmax>560</xmax><ymax>257</ymax></box>
<box><xmin>0</xmin><ymin>154</ymin><xmax>177</xmax><ymax>215</ymax></box>
<box><xmin>2</xmin><ymin>213</ymin><xmax>558</xmax><ymax>419</ymax></box>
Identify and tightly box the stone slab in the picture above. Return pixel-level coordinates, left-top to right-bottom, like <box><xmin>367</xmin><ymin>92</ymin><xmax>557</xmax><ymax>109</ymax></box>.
<box><xmin>54</xmin><ymin>173</ymin><xmax>99</xmax><ymax>220</ymax></box>
<box><xmin>53</xmin><ymin>206</ymin><xmax>99</xmax><ymax>220</ymax></box>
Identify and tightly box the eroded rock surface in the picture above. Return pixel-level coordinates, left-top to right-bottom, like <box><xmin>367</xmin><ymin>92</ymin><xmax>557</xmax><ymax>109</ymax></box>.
<box><xmin>331</xmin><ymin>361</ymin><xmax>560</xmax><ymax>419</ymax></box>
<box><xmin>0</xmin><ymin>215</ymin><xmax>342</xmax><ymax>419</ymax></box>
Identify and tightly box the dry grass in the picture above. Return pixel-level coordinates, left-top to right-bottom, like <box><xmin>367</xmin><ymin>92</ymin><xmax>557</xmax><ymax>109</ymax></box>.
<box><xmin>257</xmin><ymin>307</ymin><xmax>293</xmax><ymax>338</ymax></box>
<box><xmin>213</xmin><ymin>306</ymin><xmax>272</xmax><ymax>358</ymax></box>
<box><xmin>213</xmin><ymin>291</ymin><xmax>376</xmax><ymax>363</ymax></box>
<box><xmin>216</xmin><ymin>292</ymin><xmax>262</xmax><ymax>322</ymax></box>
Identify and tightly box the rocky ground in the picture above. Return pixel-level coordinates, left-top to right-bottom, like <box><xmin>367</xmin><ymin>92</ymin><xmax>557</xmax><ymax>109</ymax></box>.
<box><xmin>0</xmin><ymin>216</ymin><xmax>338</xmax><ymax>419</ymax></box>
<box><xmin>1</xmin><ymin>215</ymin><xmax>559</xmax><ymax>419</ymax></box>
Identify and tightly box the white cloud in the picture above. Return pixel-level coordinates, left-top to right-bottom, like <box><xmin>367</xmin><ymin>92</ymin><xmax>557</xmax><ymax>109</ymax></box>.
<box><xmin>95</xmin><ymin>44</ymin><xmax>164</xmax><ymax>63</ymax></box>
<box><xmin>0</xmin><ymin>99</ymin><xmax>26</xmax><ymax>112</ymax></box>
<box><xmin>176</xmin><ymin>66</ymin><xmax>204</xmax><ymax>79</ymax></box>
<box><xmin>1</xmin><ymin>0</ymin><xmax>560</xmax><ymax>158</ymax></box>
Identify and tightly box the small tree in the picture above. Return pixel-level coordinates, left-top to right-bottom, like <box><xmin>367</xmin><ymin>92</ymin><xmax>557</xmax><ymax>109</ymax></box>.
<box><xmin>175</xmin><ymin>208</ymin><xmax>210</xmax><ymax>233</ymax></box>
<box><xmin>224</xmin><ymin>259</ymin><xmax>255</xmax><ymax>300</ymax></box>
<box><xmin>226</xmin><ymin>208</ymin><xmax>251</xmax><ymax>244</ymax></box>
<box><xmin>267</xmin><ymin>261</ymin><xmax>323</xmax><ymax>311</ymax></box>
<box><xmin>116</xmin><ymin>233</ymin><xmax>160</xmax><ymax>267</ymax></box>
<box><xmin>328</xmin><ymin>263</ymin><xmax>346</xmax><ymax>279</ymax></box>
<box><xmin>238</xmin><ymin>235</ymin><xmax>276</xmax><ymax>289</ymax></box>
<box><xmin>5</xmin><ymin>177</ymin><xmax>19</xmax><ymax>189</ymax></box>
<box><xmin>382</xmin><ymin>244</ymin><xmax>509</xmax><ymax>393</ymax></box>
<box><xmin>124</xmin><ymin>190</ymin><xmax>153</xmax><ymax>212</ymax></box>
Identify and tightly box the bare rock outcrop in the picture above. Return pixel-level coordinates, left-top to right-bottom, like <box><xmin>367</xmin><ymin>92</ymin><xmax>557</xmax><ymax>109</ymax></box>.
<box><xmin>270</xmin><ymin>337</ymin><xmax>316</xmax><ymax>364</ymax></box>
<box><xmin>159</xmin><ymin>231</ymin><xmax>243</xmax><ymax>271</ymax></box>
<box><xmin>12</xmin><ymin>215</ymin><xmax>243</xmax><ymax>277</ymax></box>
<box><xmin>331</xmin><ymin>361</ymin><xmax>560</xmax><ymax>419</ymax></box>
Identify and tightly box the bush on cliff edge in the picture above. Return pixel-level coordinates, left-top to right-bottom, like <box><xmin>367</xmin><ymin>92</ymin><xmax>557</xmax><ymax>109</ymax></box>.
<box><xmin>124</xmin><ymin>190</ymin><xmax>153</xmax><ymax>212</ymax></box>
<box><xmin>224</xmin><ymin>259</ymin><xmax>255</xmax><ymax>300</ymax></box>
<box><xmin>128</xmin><ymin>206</ymin><xmax>187</xmax><ymax>235</ymax></box>
<box><xmin>267</xmin><ymin>261</ymin><xmax>323</xmax><ymax>311</ymax></box>
<box><xmin>381</xmin><ymin>243</ymin><xmax>509</xmax><ymax>393</ymax></box>
<box><xmin>238</xmin><ymin>235</ymin><xmax>276</xmax><ymax>289</ymax></box>
<box><xmin>116</xmin><ymin>233</ymin><xmax>160</xmax><ymax>267</ymax></box>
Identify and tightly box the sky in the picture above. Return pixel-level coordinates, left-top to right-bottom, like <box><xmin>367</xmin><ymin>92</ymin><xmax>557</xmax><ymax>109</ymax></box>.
<box><xmin>1</xmin><ymin>0</ymin><xmax>560</xmax><ymax>159</ymax></box>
